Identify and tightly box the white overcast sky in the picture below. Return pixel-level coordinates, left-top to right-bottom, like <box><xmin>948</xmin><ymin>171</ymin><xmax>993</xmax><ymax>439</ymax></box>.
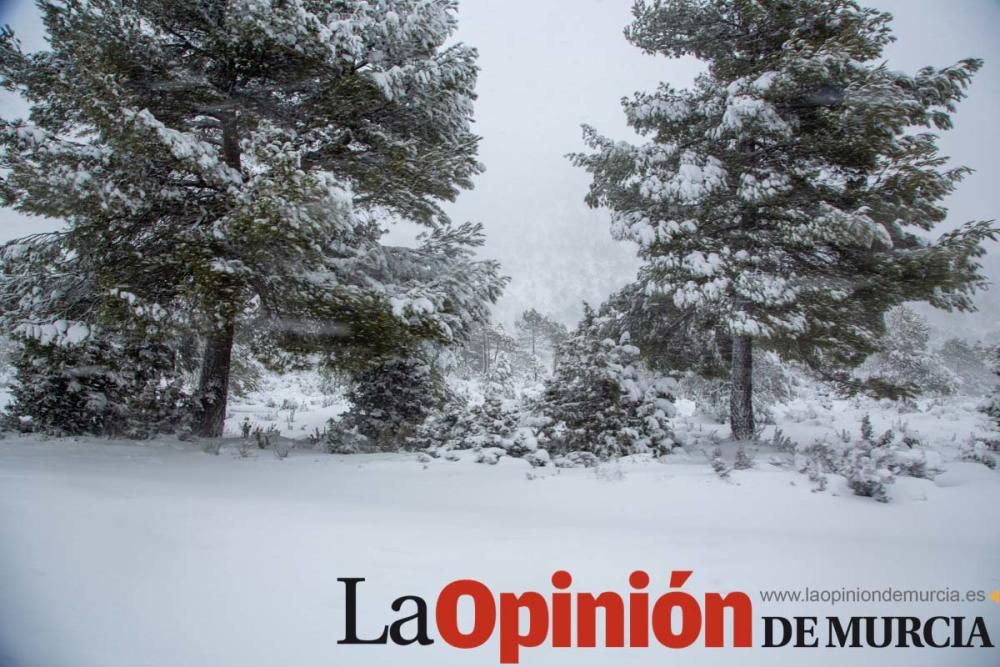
<box><xmin>1</xmin><ymin>0</ymin><xmax>998</xmax><ymax>335</ymax></box>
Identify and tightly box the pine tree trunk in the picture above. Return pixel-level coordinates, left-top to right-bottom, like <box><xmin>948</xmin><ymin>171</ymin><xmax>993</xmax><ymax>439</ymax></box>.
<box><xmin>194</xmin><ymin>318</ymin><xmax>235</xmax><ymax>438</ymax></box>
<box><xmin>531</xmin><ymin>330</ymin><xmax>537</xmax><ymax>381</ymax></box>
<box><xmin>193</xmin><ymin>110</ymin><xmax>241</xmax><ymax>438</ymax></box>
<box><xmin>730</xmin><ymin>334</ymin><xmax>755</xmax><ymax>441</ymax></box>
<box><xmin>482</xmin><ymin>328</ymin><xmax>489</xmax><ymax>376</ymax></box>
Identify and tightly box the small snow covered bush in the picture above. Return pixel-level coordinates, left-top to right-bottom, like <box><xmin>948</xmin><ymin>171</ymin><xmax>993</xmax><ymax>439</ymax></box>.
<box><xmin>336</xmin><ymin>354</ymin><xmax>446</xmax><ymax>451</ymax></box>
<box><xmin>839</xmin><ymin>438</ymin><xmax>897</xmax><ymax>502</ymax></box>
<box><xmin>964</xmin><ymin>346</ymin><xmax>1000</xmax><ymax>468</ymax></box>
<box><xmin>734</xmin><ymin>445</ymin><xmax>754</xmax><ymax>470</ymax></box>
<box><xmin>4</xmin><ymin>336</ymin><xmax>189</xmax><ymax>437</ymax></box>
<box><xmin>799</xmin><ymin>415</ymin><xmax>934</xmax><ymax>502</ymax></box>
<box><xmin>709</xmin><ymin>446</ymin><xmax>731</xmax><ymax>480</ymax></box>
<box><xmin>410</xmin><ymin>388</ymin><xmax>546</xmax><ymax>463</ymax></box>
<box><xmin>961</xmin><ymin>438</ymin><xmax>998</xmax><ymax>470</ymax></box>
<box><xmin>978</xmin><ymin>346</ymin><xmax>1000</xmax><ymax>426</ymax></box>
<box><xmin>537</xmin><ymin>325</ymin><xmax>676</xmax><ymax>461</ymax></box>
<box><xmin>484</xmin><ymin>351</ymin><xmax>517</xmax><ymax>398</ymax></box>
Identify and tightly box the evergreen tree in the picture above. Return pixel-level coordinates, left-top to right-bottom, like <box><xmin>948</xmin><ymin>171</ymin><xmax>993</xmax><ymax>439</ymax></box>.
<box><xmin>860</xmin><ymin>305</ymin><xmax>956</xmax><ymax>396</ymax></box>
<box><xmin>0</xmin><ymin>0</ymin><xmax>495</xmax><ymax>436</ymax></box>
<box><xmin>6</xmin><ymin>335</ymin><xmax>188</xmax><ymax>437</ymax></box>
<box><xmin>572</xmin><ymin>0</ymin><xmax>995</xmax><ymax>439</ymax></box>
<box><xmin>459</xmin><ymin>320</ymin><xmax>517</xmax><ymax>377</ymax></box>
<box><xmin>339</xmin><ymin>351</ymin><xmax>445</xmax><ymax>450</ymax></box>
<box><xmin>0</xmin><ymin>231</ymin><xmax>191</xmax><ymax>435</ymax></box>
<box><xmin>539</xmin><ymin>308</ymin><xmax>675</xmax><ymax>459</ymax></box>
<box><xmin>514</xmin><ymin>308</ymin><xmax>568</xmax><ymax>379</ymax></box>
<box><xmin>980</xmin><ymin>346</ymin><xmax>1000</xmax><ymax>428</ymax></box>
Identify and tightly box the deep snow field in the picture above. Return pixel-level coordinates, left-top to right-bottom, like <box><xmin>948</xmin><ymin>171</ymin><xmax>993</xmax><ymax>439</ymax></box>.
<box><xmin>1</xmin><ymin>372</ymin><xmax>999</xmax><ymax>667</ymax></box>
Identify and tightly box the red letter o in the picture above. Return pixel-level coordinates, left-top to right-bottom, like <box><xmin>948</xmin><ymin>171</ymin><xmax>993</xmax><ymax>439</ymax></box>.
<box><xmin>437</xmin><ymin>579</ymin><xmax>496</xmax><ymax>648</ymax></box>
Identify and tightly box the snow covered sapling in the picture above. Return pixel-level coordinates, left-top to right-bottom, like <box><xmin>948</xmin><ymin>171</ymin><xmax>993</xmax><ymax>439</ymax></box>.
<box><xmin>840</xmin><ymin>439</ymin><xmax>896</xmax><ymax>502</ymax></box>
<box><xmin>5</xmin><ymin>335</ymin><xmax>188</xmax><ymax>438</ymax></box>
<box><xmin>860</xmin><ymin>306</ymin><xmax>958</xmax><ymax>397</ymax></box>
<box><xmin>408</xmin><ymin>383</ymin><xmax>541</xmax><ymax>462</ymax></box>
<box><xmin>978</xmin><ymin>346</ymin><xmax>1000</xmax><ymax>428</ymax></box>
<box><xmin>0</xmin><ymin>0</ymin><xmax>498</xmax><ymax>437</ymax></box>
<box><xmin>964</xmin><ymin>346</ymin><xmax>1000</xmax><ymax>467</ymax></box>
<box><xmin>837</xmin><ymin>414</ymin><xmax>932</xmax><ymax>501</ymax></box>
<box><xmin>734</xmin><ymin>445</ymin><xmax>754</xmax><ymax>470</ymax></box>
<box><xmin>710</xmin><ymin>447</ymin><xmax>731</xmax><ymax>480</ymax></box>
<box><xmin>485</xmin><ymin>352</ymin><xmax>516</xmax><ymax>398</ymax></box>
<box><xmin>539</xmin><ymin>312</ymin><xmax>676</xmax><ymax>460</ymax></box>
<box><xmin>573</xmin><ymin>0</ymin><xmax>995</xmax><ymax>440</ymax></box>
<box><xmin>338</xmin><ymin>354</ymin><xmax>446</xmax><ymax>451</ymax></box>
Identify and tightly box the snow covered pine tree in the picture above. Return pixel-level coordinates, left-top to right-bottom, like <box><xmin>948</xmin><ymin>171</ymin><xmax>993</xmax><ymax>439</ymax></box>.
<box><xmin>572</xmin><ymin>0</ymin><xmax>995</xmax><ymax>440</ymax></box>
<box><xmin>0</xmin><ymin>1</ymin><xmax>502</xmax><ymax>436</ymax></box>
<box><xmin>983</xmin><ymin>347</ymin><xmax>1000</xmax><ymax>430</ymax></box>
<box><xmin>861</xmin><ymin>305</ymin><xmax>957</xmax><ymax>396</ymax></box>
<box><xmin>515</xmin><ymin>308</ymin><xmax>568</xmax><ymax>378</ymax></box>
<box><xmin>540</xmin><ymin>306</ymin><xmax>675</xmax><ymax>460</ymax></box>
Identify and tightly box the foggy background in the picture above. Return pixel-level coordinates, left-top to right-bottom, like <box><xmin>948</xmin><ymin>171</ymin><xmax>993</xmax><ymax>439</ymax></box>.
<box><xmin>1</xmin><ymin>0</ymin><xmax>997</xmax><ymax>336</ymax></box>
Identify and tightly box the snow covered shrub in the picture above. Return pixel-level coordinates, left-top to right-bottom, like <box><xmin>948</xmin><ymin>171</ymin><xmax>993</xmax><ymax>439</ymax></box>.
<box><xmin>553</xmin><ymin>451</ymin><xmax>600</xmax><ymax>468</ymax></box>
<box><xmin>979</xmin><ymin>345</ymin><xmax>1000</xmax><ymax>427</ymax></box>
<box><xmin>860</xmin><ymin>306</ymin><xmax>958</xmax><ymax>397</ymax></box>
<box><xmin>964</xmin><ymin>346</ymin><xmax>1000</xmax><ymax>467</ymax></box>
<box><xmin>336</xmin><ymin>355</ymin><xmax>446</xmax><ymax>451</ymax></box>
<box><xmin>839</xmin><ymin>439</ymin><xmax>897</xmax><ymax>502</ymax></box>
<box><xmin>709</xmin><ymin>447</ymin><xmax>730</xmax><ymax>480</ymax></box>
<box><xmin>769</xmin><ymin>428</ymin><xmax>796</xmax><ymax>454</ymax></box>
<box><xmin>802</xmin><ymin>455</ymin><xmax>829</xmax><ymax>493</ymax></box>
<box><xmin>272</xmin><ymin>438</ymin><xmax>290</xmax><ymax>460</ymax></box>
<box><xmin>800</xmin><ymin>415</ymin><xmax>934</xmax><ymax>502</ymax></box>
<box><xmin>961</xmin><ymin>439</ymin><xmax>998</xmax><ymax>470</ymax></box>
<box><xmin>4</xmin><ymin>336</ymin><xmax>189</xmax><ymax>437</ymax></box>
<box><xmin>734</xmin><ymin>445</ymin><xmax>754</xmax><ymax>470</ymax></box>
<box><xmin>407</xmin><ymin>394</ymin><xmax>472</xmax><ymax>451</ymax></box>
<box><xmin>797</xmin><ymin>438</ymin><xmax>837</xmax><ymax>477</ymax></box>
<box><xmin>321</xmin><ymin>421</ymin><xmax>370</xmax><ymax>455</ymax></box>
<box><xmin>537</xmin><ymin>322</ymin><xmax>676</xmax><ymax>460</ymax></box>
<box><xmin>409</xmin><ymin>386</ymin><xmax>544</xmax><ymax>463</ymax></box>
<box><xmin>484</xmin><ymin>351</ymin><xmax>516</xmax><ymax>398</ymax></box>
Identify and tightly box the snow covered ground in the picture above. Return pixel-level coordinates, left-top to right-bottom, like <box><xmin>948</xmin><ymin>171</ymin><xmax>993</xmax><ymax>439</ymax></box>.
<box><xmin>1</xmin><ymin>394</ymin><xmax>999</xmax><ymax>667</ymax></box>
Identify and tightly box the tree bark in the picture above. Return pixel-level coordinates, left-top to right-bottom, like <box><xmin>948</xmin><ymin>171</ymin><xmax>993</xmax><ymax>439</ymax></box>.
<box><xmin>194</xmin><ymin>112</ymin><xmax>241</xmax><ymax>438</ymax></box>
<box><xmin>482</xmin><ymin>327</ymin><xmax>489</xmax><ymax>376</ymax></box>
<box><xmin>730</xmin><ymin>334</ymin><xmax>755</xmax><ymax>441</ymax></box>
<box><xmin>531</xmin><ymin>330</ymin><xmax>537</xmax><ymax>381</ymax></box>
<box><xmin>220</xmin><ymin>112</ymin><xmax>241</xmax><ymax>171</ymax></box>
<box><xmin>194</xmin><ymin>317</ymin><xmax>235</xmax><ymax>437</ymax></box>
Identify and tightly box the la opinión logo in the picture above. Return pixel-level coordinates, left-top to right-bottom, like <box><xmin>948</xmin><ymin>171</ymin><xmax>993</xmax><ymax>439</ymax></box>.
<box><xmin>338</xmin><ymin>570</ymin><xmax>752</xmax><ymax>663</ymax></box>
<box><xmin>337</xmin><ymin>571</ymin><xmax>995</xmax><ymax>663</ymax></box>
